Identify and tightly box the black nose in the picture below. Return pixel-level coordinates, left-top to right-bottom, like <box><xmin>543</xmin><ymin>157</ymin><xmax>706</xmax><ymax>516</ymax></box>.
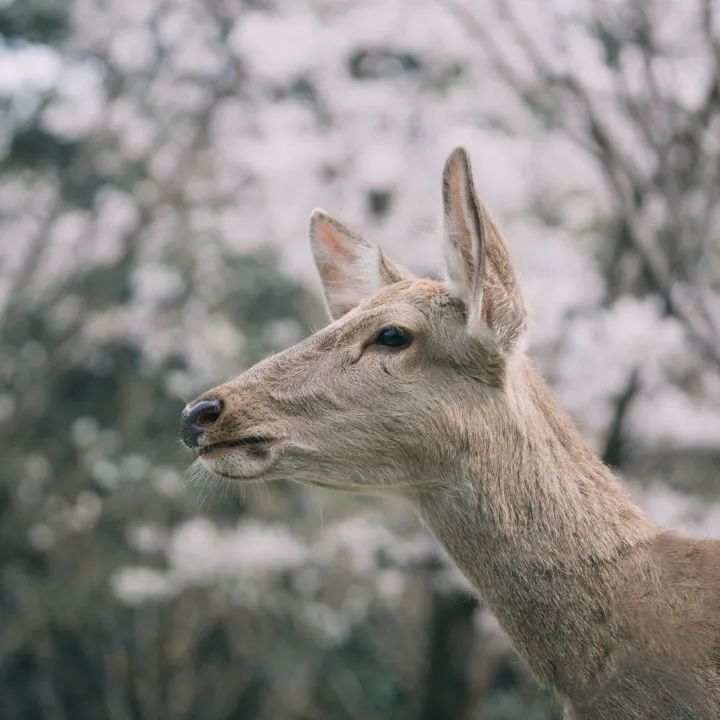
<box><xmin>181</xmin><ymin>399</ymin><xmax>222</xmax><ymax>448</ymax></box>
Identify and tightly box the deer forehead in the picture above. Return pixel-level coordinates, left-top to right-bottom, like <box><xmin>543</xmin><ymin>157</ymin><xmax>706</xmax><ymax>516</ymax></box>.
<box><xmin>346</xmin><ymin>278</ymin><xmax>451</xmax><ymax>320</ymax></box>
<box><xmin>315</xmin><ymin>279</ymin><xmax>456</xmax><ymax>341</ymax></box>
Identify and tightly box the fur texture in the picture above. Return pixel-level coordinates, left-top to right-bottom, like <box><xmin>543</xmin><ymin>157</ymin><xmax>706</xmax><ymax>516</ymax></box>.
<box><xmin>186</xmin><ymin>148</ymin><xmax>720</xmax><ymax>717</ymax></box>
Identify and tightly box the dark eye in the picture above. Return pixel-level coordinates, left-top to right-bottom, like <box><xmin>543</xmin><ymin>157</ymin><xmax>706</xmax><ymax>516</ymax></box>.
<box><xmin>376</xmin><ymin>326</ymin><xmax>411</xmax><ymax>348</ymax></box>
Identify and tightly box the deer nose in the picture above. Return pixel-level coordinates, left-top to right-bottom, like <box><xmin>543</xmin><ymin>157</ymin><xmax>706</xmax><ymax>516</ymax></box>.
<box><xmin>181</xmin><ymin>399</ymin><xmax>222</xmax><ymax>448</ymax></box>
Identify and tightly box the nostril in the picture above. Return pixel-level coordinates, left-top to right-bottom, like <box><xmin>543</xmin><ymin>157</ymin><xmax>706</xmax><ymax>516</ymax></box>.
<box><xmin>181</xmin><ymin>398</ymin><xmax>223</xmax><ymax>448</ymax></box>
<box><xmin>193</xmin><ymin>405</ymin><xmax>221</xmax><ymax>430</ymax></box>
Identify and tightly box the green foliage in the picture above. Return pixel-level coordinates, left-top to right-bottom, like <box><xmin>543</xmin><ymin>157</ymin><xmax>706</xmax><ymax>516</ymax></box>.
<box><xmin>8</xmin><ymin>125</ymin><xmax>81</xmax><ymax>169</ymax></box>
<box><xmin>0</xmin><ymin>0</ymin><xmax>67</xmax><ymax>43</ymax></box>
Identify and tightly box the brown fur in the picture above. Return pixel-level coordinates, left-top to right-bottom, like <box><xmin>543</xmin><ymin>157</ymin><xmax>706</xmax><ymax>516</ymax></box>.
<box><xmin>186</xmin><ymin>148</ymin><xmax>720</xmax><ymax>717</ymax></box>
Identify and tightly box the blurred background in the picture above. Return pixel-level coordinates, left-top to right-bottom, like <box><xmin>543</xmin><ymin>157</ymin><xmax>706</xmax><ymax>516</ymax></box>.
<box><xmin>2</xmin><ymin>0</ymin><xmax>720</xmax><ymax>718</ymax></box>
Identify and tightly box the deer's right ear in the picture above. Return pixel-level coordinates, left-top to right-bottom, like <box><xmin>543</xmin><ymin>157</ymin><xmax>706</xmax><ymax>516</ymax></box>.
<box><xmin>309</xmin><ymin>209</ymin><xmax>412</xmax><ymax>321</ymax></box>
<box><xmin>442</xmin><ymin>147</ymin><xmax>488</xmax><ymax>336</ymax></box>
<box><xmin>441</xmin><ymin>148</ymin><xmax>526</xmax><ymax>352</ymax></box>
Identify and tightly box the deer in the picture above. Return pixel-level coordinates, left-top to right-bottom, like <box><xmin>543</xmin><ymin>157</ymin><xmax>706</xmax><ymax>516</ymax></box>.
<box><xmin>180</xmin><ymin>148</ymin><xmax>720</xmax><ymax>718</ymax></box>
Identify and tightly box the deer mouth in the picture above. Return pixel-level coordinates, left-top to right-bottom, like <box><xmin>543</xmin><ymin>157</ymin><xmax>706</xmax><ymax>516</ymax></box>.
<box><xmin>198</xmin><ymin>436</ymin><xmax>272</xmax><ymax>457</ymax></box>
<box><xmin>196</xmin><ymin>435</ymin><xmax>278</xmax><ymax>481</ymax></box>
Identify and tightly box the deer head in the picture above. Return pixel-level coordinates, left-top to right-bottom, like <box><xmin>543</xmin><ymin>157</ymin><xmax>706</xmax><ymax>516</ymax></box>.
<box><xmin>181</xmin><ymin>148</ymin><xmax>527</xmax><ymax>496</ymax></box>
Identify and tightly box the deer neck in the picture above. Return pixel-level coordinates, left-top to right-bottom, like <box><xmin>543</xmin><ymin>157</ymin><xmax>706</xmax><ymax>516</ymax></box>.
<box><xmin>415</xmin><ymin>360</ymin><xmax>657</xmax><ymax>699</ymax></box>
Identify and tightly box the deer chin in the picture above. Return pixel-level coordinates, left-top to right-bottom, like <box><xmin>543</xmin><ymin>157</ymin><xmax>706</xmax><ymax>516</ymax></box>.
<box><xmin>197</xmin><ymin>437</ymin><xmax>278</xmax><ymax>480</ymax></box>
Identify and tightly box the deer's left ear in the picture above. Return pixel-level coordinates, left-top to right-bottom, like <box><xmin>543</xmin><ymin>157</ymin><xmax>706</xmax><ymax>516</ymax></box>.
<box><xmin>309</xmin><ymin>209</ymin><xmax>413</xmax><ymax>321</ymax></box>
<box><xmin>441</xmin><ymin>148</ymin><xmax>526</xmax><ymax>352</ymax></box>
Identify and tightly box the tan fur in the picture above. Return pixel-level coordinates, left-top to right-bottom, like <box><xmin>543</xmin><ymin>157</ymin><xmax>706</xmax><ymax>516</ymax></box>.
<box><xmin>186</xmin><ymin>149</ymin><xmax>720</xmax><ymax>718</ymax></box>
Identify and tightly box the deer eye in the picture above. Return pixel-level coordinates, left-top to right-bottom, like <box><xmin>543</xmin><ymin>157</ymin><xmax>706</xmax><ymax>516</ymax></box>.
<box><xmin>376</xmin><ymin>327</ymin><xmax>411</xmax><ymax>348</ymax></box>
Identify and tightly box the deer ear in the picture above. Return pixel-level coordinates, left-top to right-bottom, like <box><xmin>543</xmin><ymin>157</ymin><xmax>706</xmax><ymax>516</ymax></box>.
<box><xmin>309</xmin><ymin>209</ymin><xmax>413</xmax><ymax>320</ymax></box>
<box><xmin>441</xmin><ymin>148</ymin><xmax>526</xmax><ymax>352</ymax></box>
<box><xmin>442</xmin><ymin>148</ymin><xmax>487</xmax><ymax>331</ymax></box>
